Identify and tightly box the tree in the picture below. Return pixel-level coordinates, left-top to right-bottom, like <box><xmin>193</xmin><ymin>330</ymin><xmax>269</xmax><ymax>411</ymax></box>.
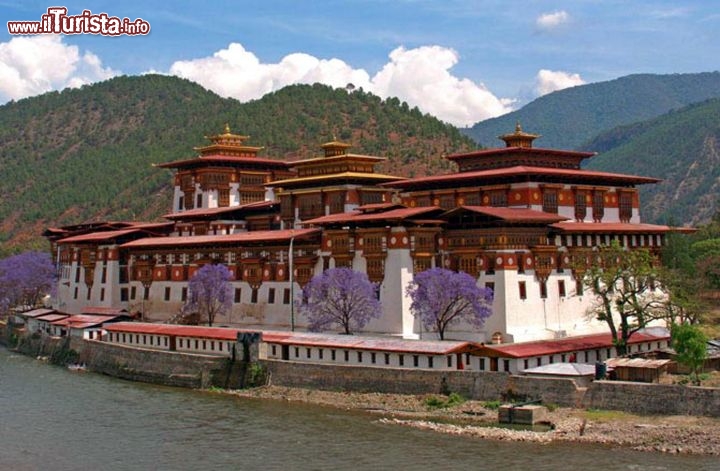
<box><xmin>0</xmin><ymin>251</ymin><xmax>56</xmax><ymax>314</ymax></box>
<box><xmin>406</xmin><ymin>268</ymin><xmax>493</xmax><ymax>340</ymax></box>
<box><xmin>671</xmin><ymin>323</ymin><xmax>708</xmax><ymax>385</ymax></box>
<box><xmin>297</xmin><ymin>268</ymin><xmax>381</xmax><ymax>334</ymax></box>
<box><xmin>581</xmin><ymin>242</ymin><xmax>667</xmax><ymax>355</ymax></box>
<box><xmin>183</xmin><ymin>264</ymin><xmax>232</xmax><ymax>327</ymax></box>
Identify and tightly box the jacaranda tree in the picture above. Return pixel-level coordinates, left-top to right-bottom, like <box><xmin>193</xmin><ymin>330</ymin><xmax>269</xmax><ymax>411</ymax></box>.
<box><xmin>0</xmin><ymin>251</ymin><xmax>56</xmax><ymax>314</ymax></box>
<box><xmin>298</xmin><ymin>268</ymin><xmax>381</xmax><ymax>334</ymax></box>
<box><xmin>183</xmin><ymin>263</ymin><xmax>233</xmax><ymax>326</ymax></box>
<box><xmin>406</xmin><ymin>268</ymin><xmax>493</xmax><ymax>340</ymax></box>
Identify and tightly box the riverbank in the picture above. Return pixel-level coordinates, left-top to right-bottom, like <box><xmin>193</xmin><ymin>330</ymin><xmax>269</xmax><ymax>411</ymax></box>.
<box><xmin>228</xmin><ymin>385</ymin><xmax>720</xmax><ymax>456</ymax></box>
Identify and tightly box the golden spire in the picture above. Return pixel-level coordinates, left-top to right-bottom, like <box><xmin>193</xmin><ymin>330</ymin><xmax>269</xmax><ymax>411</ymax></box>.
<box><xmin>224</xmin><ymin>123</ymin><xmax>231</xmax><ymax>134</ymax></box>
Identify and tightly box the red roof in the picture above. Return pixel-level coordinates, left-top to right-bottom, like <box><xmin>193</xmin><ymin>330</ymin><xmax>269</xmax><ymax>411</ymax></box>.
<box><xmin>303</xmin><ymin>206</ymin><xmax>442</xmax><ymax>225</ymax></box>
<box><xmin>57</xmin><ymin>228</ymin><xmax>143</xmax><ymax>244</ymax></box>
<box><xmin>446</xmin><ymin>146</ymin><xmax>596</xmax><ymax>161</ymax></box>
<box><xmin>260</xmin><ymin>331</ymin><xmax>477</xmax><ymax>355</ymax></box>
<box><xmin>120</xmin><ymin>228</ymin><xmax>320</xmax><ymax>249</ymax></box>
<box><xmin>550</xmin><ymin>222</ymin><xmax>671</xmax><ymax>233</ymax></box>
<box><xmin>447</xmin><ymin>206</ymin><xmax>570</xmax><ymax>223</ymax></box>
<box><xmin>383</xmin><ymin>165</ymin><xmax>661</xmax><ymax>189</ymax></box>
<box><xmin>81</xmin><ymin>307</ymin><xmax>131</xmax><ymax>316</ymax></box>
<box><xmin>163</xmin><ymin>201</ymin><xmax>276</xmax><ymax>219</ymax></box>
<box><xmin>51</xmin><ymin>314</ymin><xmax>124</xmax><ymax>329</ymax></box>
<box><xmin>19</xmin><ymin>308</ymin><xmax>56</xmax><ymax>318</ymax></box>
<box><xmin>105</xmin><ymin>322</ymin><xmax>239</xmax><ymax>341</ymax></box>
<box><xmin>481</xmin><ymin>330</ymin><xmax>670</xmax><ymax>358</ymax></box>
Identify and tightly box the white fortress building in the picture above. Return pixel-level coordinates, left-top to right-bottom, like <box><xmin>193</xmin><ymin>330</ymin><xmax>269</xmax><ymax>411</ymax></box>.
<box><xmin>46</xmin><ymin>124</ymin><xmax>670</xmax><ymax>344</ymax></box>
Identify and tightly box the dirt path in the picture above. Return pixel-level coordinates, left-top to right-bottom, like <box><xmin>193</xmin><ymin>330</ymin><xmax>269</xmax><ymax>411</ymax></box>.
<box><xmin>227</xmin><ymin>385</ymin><xmax>720</xmax><ymax>456</ymax></box>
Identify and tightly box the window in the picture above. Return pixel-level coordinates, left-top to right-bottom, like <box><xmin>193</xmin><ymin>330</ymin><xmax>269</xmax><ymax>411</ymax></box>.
<box><xmin>271</xmin><ymin>345</ymin><xmax>277</xmax><ymax>356</ymax></box>
<box><xmin>101</xmin><ymin>267</ymin><xmax>107</xmax><ymax>284</ymax></box>
<box><xmin>268</xmin><ymin>288</ymin><xmax>276</xmax><ymax>304</ymax></box>
<box><xmin>479</xmin><ymin>358</ymin><xmax>485</xmax><ymax>370</ymax></box>
<box><xmin>523</xmin><ymin>359</ymin><xmax>529</xmax><ymax>370</ymax></box>
<box><xmin>234</xmin><ymin>288</ymin><xmax>242</xmax><ymax>303</ymax></box>
<box><xmin>485</xmin><ymin>282</ymin><xmax>495</xmax><ymax>293</ymax></box>
<box><xmin>399</xmin><ymin>355</ymin><xmax>405</xmax><ymax>366</ymax></box>
<box><xmin>576</xmin><ymin>279</ymin><xmax>583</xmax><ymax>297</ymax></box>
<box><xmin>251</xmin><ymin>288</ymin><xmax>258</xmax><ymax>304</ymax></box>
<box><xmin>164</xmin><ymin>287</ymin><xmax>171</xmax><ymax>301</ymax></box>
<box><xmin>593</xmin><ymin>191</ymin><xmax>605</xmax><ymax>222</ymax></box>
<box><xmin>575</xmin><ymin>190</ymin><xmax>587</xmax><ymax>221</ymax></box>
<box><xmin>319</xmin><ymin>349</ymin><xmax>323</xmax><ymax>360</ymax></box>
<box><xmin>181</xmin><ymin>287</ymin><xmax>188</xmax><ymax>302</ymax></box>
<box><xmin>295</xmin><ymin>347</ymin><xmax>300</xmax><ymax>358</ymax></box>
<box><xmin>447</xmin><ymin>356</ymin><xmax>452</xmax><ymax>368</ymax></box>
<box><xmin>121</xmin><ymin>288</ymin><xmax>129</xmax><ymax>302</ymax></box>
<box><xmin>131</xmin><ymin>286</ymin><xmax>137</xmax><ymax>300</ymax></box>
<box><xmin>344</xmin><ymin>350</ymin><xmax>349</xmax><ymax>362</ymax></box>
<box><xmin>196</xmin><ymin>193</ymin><xmax>203</xmax><ymax>209</ymax></box>
<box><xmin>536</xmin><ymin>358</ymin><xmax>541</xmax><ymax>366</ymax></box>
<box><xmin>100</xmin><ymin>288</ymin><xmax>105</xmax><ymax>302</ymax></box>
<box><xmin>503</xmin><ymin>360</ymin><xmax>510</xmax><ymax>372</ymax></box>
<box><xmin>357</xmin><ymin>352</ymin><xmax>363</xmax><ymax>363</ymax></box>
<box><xmin>619</xmin><ymin>191</ymin><xmax>633</xmax><ymax>222</ymax></box>
<box><xmin>371</xmin><ymin>352</ymin><xmax>376</xmax><ymax>364</ymax></box>
<box><xmin>518</xmin><ymin>281</ymin><xmax>527</xmax><ymax>300</ymax></box>
<box><xmin>306</xmin><ymin>348</ymin><xmax>311</xmax><ymax>359</ymax></box>
<box><xmin>542</xmin><ymin>190</ymin><xmax>558</xmax><ymax>214</ymax></box>
<box><xmin>75</xmin><ymin>267</ymin><xmax>81</xmax><ymax>283</ymax></box>
<box><xmin>384</xmin><ymin>353</ymin><xmax>390</xmax><ymax>365</ymax></box>
<box><xmin>74</xmin><ymin>287</ymin><xmax>78</xmax><ymax>299</ymax></box>
<box><xmin>413</xmin><ymin>355</ymin><xmax>419</xmax><ymax>367</ymax></box>
<box><xmin>143</xmin><ymin>287</ymin><xmax>149</xmax><ymax>301</ymax></box>
<box><xmin>558</xmin><ymin>280</ymin><xmax>566</xmax><ymax>298</ymax></box>
<box><xmin>331</xmin><ymin>350</ymin><xmax>336</xmax><ymax>361</ymax></box>
<box><xmin>540</xmin><ymin>281</ymin><xmax>548</xmax><ymax>299</ymax></box>
<box><xmin>428</xmin><ymin>356</ymin><xmax>434</xmax><ymax>368</ymax></box>
<box><xmin>87</xmin><ymin>287</ymin><xmax>91</xmax><ymax>300</ymax></box>
<box><xmin>283</xmin><ymin>288</ymin><xmax>291</xmax><ymax>304</ymax></box>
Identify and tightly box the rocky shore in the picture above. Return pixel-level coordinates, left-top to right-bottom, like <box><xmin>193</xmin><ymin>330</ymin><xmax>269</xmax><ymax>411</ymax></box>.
<box><xmin>229</xmin><ymin>385</ymin><xmax>720</xmax><ymax>456</ymax></box>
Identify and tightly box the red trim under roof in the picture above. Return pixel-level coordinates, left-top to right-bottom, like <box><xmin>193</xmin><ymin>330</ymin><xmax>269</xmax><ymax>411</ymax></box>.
<box><xmin>481</xmin><ymin>330</ymin><xmax>669</xmax><ymax>358</ymax></box>
<box><xmin>303</xmin><ymin>206</ymin><xmax>442</xmax><ymax>225</ymax></box>
<box><xmin>382</xmin><ymin>165</ymin><xmax>661</xmax><ymax>189</ymax></box>
<box><xmin>447</xmin><ymin>206</ymin><xmax>570</xmax><ymax>223</ymax></box>
<box><xmin>58</xmin><ymin>228</ymin><xmax>150</xmax><ymax>244</ymax></box>
<box><xmin>120</xmin><ymin>228</ymin><xmax>320</xmax><ymax>249</ymax></box>
<box><xmin>163</xmin><ymin>201</ymin><xmax>276</xmax><ymax>219</ymax></box>
<box><xmin>156</xmin><ymin>155</ymin><xmax>290</xmax><ymax>169</ymax></box>
<box><xmin>550</xmin><ymin>222</ymin><xmax>671</xmax><ymax>233</ymax></box>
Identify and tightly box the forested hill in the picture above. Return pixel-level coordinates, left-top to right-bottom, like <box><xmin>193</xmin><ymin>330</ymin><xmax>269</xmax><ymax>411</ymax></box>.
<box><xmin>463</xmin><ymin>72</ymin><xmax>720</xmax><ymax>150</ymax></box>
<box><xmin>582</xmin><ymin>98</ymin><xmax>720</xmax><ymax>226</ymax></box>
<box><xmin>0</xmin><ymin>74</ymin><xmax>475</xmax><ymax>255</ymax></box>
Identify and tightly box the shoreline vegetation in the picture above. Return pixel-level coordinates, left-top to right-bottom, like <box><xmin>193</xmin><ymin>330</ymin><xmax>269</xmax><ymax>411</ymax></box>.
<box><xmin>226</xmin><ymin>385</ymin><xmax>720</xmax><ymax>456</ymax></box>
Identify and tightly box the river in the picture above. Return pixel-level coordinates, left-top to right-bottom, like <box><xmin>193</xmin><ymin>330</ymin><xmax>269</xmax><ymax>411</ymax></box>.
<box><xmin>0</xmin><ymin>347</ymin><xmax>716</xmax><ymax>470</ymax></box>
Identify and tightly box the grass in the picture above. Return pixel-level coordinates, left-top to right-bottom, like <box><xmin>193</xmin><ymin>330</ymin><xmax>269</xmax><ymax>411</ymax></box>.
<box><xmin>425</xmin><ymin>392</ymin><xmax>466</xmax><ymax>409</ymax></box>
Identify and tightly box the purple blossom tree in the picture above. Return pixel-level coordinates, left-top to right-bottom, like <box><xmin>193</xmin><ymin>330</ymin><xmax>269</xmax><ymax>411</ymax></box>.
<box><xmin>406</xmin><ymin>268</ymin><xmax>493</xmax><ymax>340</ymax></box>
<box><xmin>298</xmin><ymin>268</ymin><xmax>382</xmax><ymax>334</ymax></box>
<box><xmin>183</xmin><ymin>264</ymin><xmax>233</xmax><ymax>326</ymax></box>
<box><xmin>0</xmin><ymin>251</ymin><xmax>56</xmax><ymax>313</ymax></box>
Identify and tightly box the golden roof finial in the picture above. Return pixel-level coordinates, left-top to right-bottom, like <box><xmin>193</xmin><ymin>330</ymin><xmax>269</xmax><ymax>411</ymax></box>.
<box><xmin>224</xmin><ymin>123</ymin><xmax>231</xmax><ymax>134</ymax></box>
<box><xmin>515</xmin><ymin>121</ymin><xmax>522</xmax><ymax>133</ymax></box>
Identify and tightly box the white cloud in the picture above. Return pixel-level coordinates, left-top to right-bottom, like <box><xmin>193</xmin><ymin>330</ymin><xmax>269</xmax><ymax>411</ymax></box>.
<box><xmin>0</xmin><ymin>35</ymin><xmax>117</xmax><ymax>102</ymax></box>
<box><xmin>535</xmin><ymin>69</ymin><xmax>585</xmax><ymax>96</ymax></box>
<box><xmin>536</xmin><ymin>11</ymin><xmax>570</xmax><ymax>31</ymax></box>
<box><xmin>168</xmin><ymin>43</ymin><xmax>513</xmax><ymax>126</ymax></box>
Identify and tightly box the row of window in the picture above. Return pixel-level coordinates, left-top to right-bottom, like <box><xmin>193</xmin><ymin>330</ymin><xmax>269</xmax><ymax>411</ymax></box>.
<box><xmin>271</xmin><ymin>344</ymin><xmax>452</xmax><ymax>369</ymax></box>
<box><xmin>108</xmin><ymin>332</ymin><xmax>169</xmax><ymax>348</ymax></box>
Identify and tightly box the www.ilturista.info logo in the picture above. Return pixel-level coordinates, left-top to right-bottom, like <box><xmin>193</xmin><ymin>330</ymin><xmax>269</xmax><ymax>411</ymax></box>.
<box><xmin>7</xmin><ymin>7</ymin><xmax>150</xmax><ymax>36</ymax></box>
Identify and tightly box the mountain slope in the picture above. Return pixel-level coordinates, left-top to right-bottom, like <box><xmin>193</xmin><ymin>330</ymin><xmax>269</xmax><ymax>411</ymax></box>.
<box><xmin>463</xmin><ymin>72</ymin><xmax>720</xmax><ymax>149</ymax></box>
<box><xmin>0</xmin><ymin>75</ymin><xmax>475</xmax><ymax>255</ymax></box>
<box><xmin>582</xmin><ymin>98</ymin><xmax>720</xmax><ymax>225</ymax></box>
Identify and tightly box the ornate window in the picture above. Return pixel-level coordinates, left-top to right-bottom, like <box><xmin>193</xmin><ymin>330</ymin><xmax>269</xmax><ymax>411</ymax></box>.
<box><xmin>542</xmin><ymin>190</ymin><xmax>558</xmax><ymax>214</ymax></box>
<box><xmin>489</xmin><ymin>190</ymin><xmax>507</xmax><ymax>207</ymax></box>
<box><xmin>593</xmin><ymin>190</ymin><xmax>605</xmax><ymax>222</ymax></box>
<box><xmin>619</xmin><ymin>191</ymin><xmax>633</xmax><ymax>223</ymax></box>
<box><xmin>574</xmin><ymin>190</ymin><xmax>587</xmax><ymax>221</ymax></box>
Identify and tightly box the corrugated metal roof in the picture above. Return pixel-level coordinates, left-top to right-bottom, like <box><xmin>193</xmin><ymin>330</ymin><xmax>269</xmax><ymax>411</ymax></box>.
<box><xmin>260</xmin><ymin>331</ymin><xmax>477</xmax><ymax>355</ymax></box>
<box><xmin>303</xmin><ymin>206</ymin><xmax>442</xmax><ymax>225</ymax></box>
<box><xmin>605</xmin><ymin>358</ymin><xmax>672</xmax><ymax>369</ymax></box>
<box><xmin>163</xmin><ymin>201</ymin><xmax>276</xmax><ymax>219</ymax></box>
<box><xmin>269</xmin><ymin>172</ymin><xmax>405</xmax><ymax>187</ymax></box>
<box><xmin>36</xmin><ymin>314</ymin><xmax>69</xmax><ymax>322</ymax></box>
<box><xmin>522</xmin><ymin>362</ymin><xmax>596</xmax><ymax>376</ymax></box>
<box><xmin>481</xmin><ymin>330</ymin><xmax>670</xmax><ymax>358</ymax></box>
<box><xmin>52</xmin><ymin>314</ymin><xmax>126</xmax><ymax>329</ymax></box>
<box><xmin>18</xmin><ymin>308</ymin><xmax>56</xmax><ymax>318</ymax></box>
<box><xmin>105</xmin><ymin>322</ymin><xmax>240</xmax><ymax>340</ymax></box>
<box><xmin>57</xmin><ymin>228</ymin><xmax>143</xmax><ymax>244</ymax></box>
<box><xmin>81</xmin><ymin>307</ymin><xmax>130</xmax><ymax>316</ymax></box>
<box><xmin>120</xmin><ymin>228</ymin><xmax>320</xmax><ymax>248</ymax></box>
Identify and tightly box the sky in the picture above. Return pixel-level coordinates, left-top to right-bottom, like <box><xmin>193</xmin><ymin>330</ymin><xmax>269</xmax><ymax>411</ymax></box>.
<box><xmin>1</xmin><ymin>1</ymin><xmax>719</xmax><ymax>127</ymax></box>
